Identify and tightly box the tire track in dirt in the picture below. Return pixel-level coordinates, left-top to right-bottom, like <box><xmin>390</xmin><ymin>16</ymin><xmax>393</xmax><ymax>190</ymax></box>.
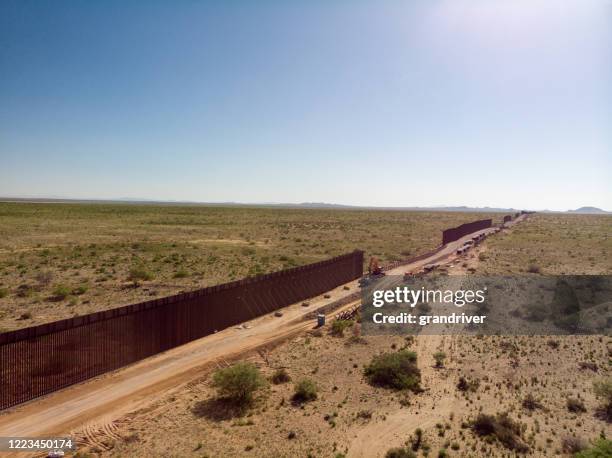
<box><xmin>347</xmin><ymin>335</ymin><xmax>462</xmax><ymax>457</ymax></box>
<box><xmin>0</xmin><ymin>222</ymin><xmax>517</xmax><ymax>451</ymax></box>
<box><xmin>346</xmin><ymin>241</ymin><xmax>507</xmax><ymax>457</ymax></box>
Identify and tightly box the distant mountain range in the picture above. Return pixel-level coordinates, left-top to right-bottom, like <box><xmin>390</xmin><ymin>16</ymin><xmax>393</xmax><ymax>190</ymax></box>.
<box><xmin>566</xmin><ymin>206</ymin><xmax>610</xmax><ymax>214</ymax></box>
<box><xmin>0</xmin><ymin>197</ymin><xmax>609</xmax><ymax>214</ymax></box>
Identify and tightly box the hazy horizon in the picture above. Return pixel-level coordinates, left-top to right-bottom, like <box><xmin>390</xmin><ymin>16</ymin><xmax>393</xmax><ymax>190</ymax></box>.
<box><xmin>0</xmin><ymin>194</ymin><xmax>608</xmax><ymax>213</ymax></box>
<box><xmin>1</xmin><ymin>1</ymin><xmax>610</xmax><ymax>211</ymax></box>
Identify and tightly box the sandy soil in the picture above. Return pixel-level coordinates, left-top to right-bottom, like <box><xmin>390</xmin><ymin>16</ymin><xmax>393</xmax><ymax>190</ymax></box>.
<box><xmin>0</xmin><ymin>227</ymin><xmax>502</xmax><ymax>458</ymax></box>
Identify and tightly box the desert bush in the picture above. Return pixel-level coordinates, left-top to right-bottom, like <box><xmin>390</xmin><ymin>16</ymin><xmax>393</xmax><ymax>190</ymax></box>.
<box><xmin>292</xmin><ymin>378</ymin><xmax>317</xmax><ymax>403</ymax></box>
<box><xmin>19</xmin><ymin>311</ymin><xmax>32</xmax><ymax>320</ymax></box>
<box><xmin>522</xmin><ymin>393</ymin><xmax>543</xmax><ymax>411</ymax></box>
<box><xmin>546</xmin><ymin>339</ymin><xmax>559</xmax><ymax>349</ymax></box>
<box><xmin>416</xmin><ymin>302</ymin><xmax>431</xmax><ymax>315</ymax></box>
<box><xmin>433</xmin><ymin>351</ymin><xmax>446</xmax><ymax>368</ymax></box>
<box><xmin>173</xmin><ymin>269</ymin><xmax>189</xmax><ymax>278</ymax></box>
<box><xmin>364</xmin><ymin>350</ymin><xmax>421</xmax><ymax>391</ymax></box>
<box><xmin>384</xmin><ymin>447</ymin><xmax>416</xmax><ymax>458</ymax></box>
<box><xmin>35</xmin><ymin>270</ymin><xmax>53</xmax><ymax>286</ymax></box>
<box><xmin>457</xmin><ymin>376</ymin><xmax>479</xmax><ymax>392</ymax></box>
<box><xmin>0</xmin><ymin>288</ymin><xmax>7</xmax><ymax>298</ymax></box>
<box><xmin>592</xmin><ymin>377</ymin><xmax>612</xmax><ymax>420</ymax></box>
<box><xmin>271</xmin><ymin>368</ymin><xmax>291</xmax><ymax>384</ymax></box>
<box><xmin>574</xmin><ymin>439</ymin><xmax>612</xmax><ymax>457</ymax></box>
<box><xmin>52</xmin><ymin>284</ymin><xmax>71</xmax><ymax>300</ymax></box>
<box><xmin>471</xmin><ymin>412</ymin><xmax>528</xmax><ymax>452</ymax></box>
<box><xmin>128</xmin><ymin>265</ymin><xmax>153</xmax><ymax>286</ymax></box>
<box><xmin>527</xmin><ymin>264</ymin><xmax>541</xmax><ymax>274</ymax></box>
<box><xmin>72</xmin><ymin>285</ymin><xmax>88</xmax><ymax>295</ymax></box>
<box><xmin>212</xmin><ymin>362</ymin><xmax>265</xmax><ymax>406</ymax></box>
<box><xmin>579</xmin><ymin>361</ymin><xmax>598</xmax><ymax>372</ymax></box>
<box><xmin>16</xmin><ymin>284</ymin><xmax>32</xmax><ymax>298</ymax></box>
<box><xmin>411</xmin><ymin>428</ymin><xmax>423</xmax><ymax>451</ymax></box>
<box><xmin>331</xmin><ymin>319</ymin><xmax>352</xmax><ymax>337</ymax></box>
<box><xmin>478</xmin><ymin>252</ymin><xmax>487</xmax><ymax>261</ymax></box>
<box><xmin>561</xmin><ymin>436</ymin><xmax>586</xmax><ymax>454</ymax></box>
<box><xmin>567</xmin><ymin>397</ymin><xmax>587</xmax><ymax>413</ymax></box>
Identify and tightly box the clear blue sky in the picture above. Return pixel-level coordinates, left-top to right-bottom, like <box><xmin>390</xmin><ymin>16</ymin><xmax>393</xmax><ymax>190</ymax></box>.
<box><xmin>1</xmin><ymin>0</ymin><xmax>610</xmax><ymax>211</ymax></box>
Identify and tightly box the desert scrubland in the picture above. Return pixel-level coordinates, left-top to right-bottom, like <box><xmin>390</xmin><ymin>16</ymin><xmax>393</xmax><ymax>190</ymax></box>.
<box><xmin>0</xmin><ymin>202</ymin><xmax>502</xmax><ymax>332</ymax></box>
<box><xmin>45</xmin><ymin>211</ymin><xmax>610</xmax><ymax>458</ymax></box>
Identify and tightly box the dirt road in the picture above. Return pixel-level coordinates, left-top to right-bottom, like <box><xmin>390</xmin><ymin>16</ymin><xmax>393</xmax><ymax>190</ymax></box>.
<box><xmin>346</xmin><ymin>334</ymin><xmax>460</xmax><ymax>457</ymax></box>
<box><xmin>346</xmin><ymin>218</ymin><xmax>528</xmax><ymax>457</ymax></box>
<box><xmin>0</xmin><ymin>223</ymin><xmax>511</xmax><ymax>446</ymax></box>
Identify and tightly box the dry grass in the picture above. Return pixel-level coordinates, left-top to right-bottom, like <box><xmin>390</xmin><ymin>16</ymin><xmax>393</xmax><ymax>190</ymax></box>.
<box><xmin>98</xmin><ymin>331</ymin><xmax>610</xmax><ymax>458</ymax></box>
<box><xmin>476</xmin><ymin>214</ymin><xmax>611</xmax><ymax>275</ymax></box>
<box><xmin>2</xmin><ymin>206</ymin><xmax>610</xmax><ymax>457</ymax></box>
<box><xmin>0</xmin><ymin>202</ymin><xmax>502</xmax><ymax>331</ymax></box>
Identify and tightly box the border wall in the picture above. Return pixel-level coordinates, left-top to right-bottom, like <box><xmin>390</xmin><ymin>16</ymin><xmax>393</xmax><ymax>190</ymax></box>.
<box><xmin>0</xmin><ymin>250</ymin><xmax>363</xmax><ymax>410</ymax></box>
<box><xmin>441</xmin><ymin>219</ymin><xmax>492</xmax><ymax>245</ymax></box>
<box><xmin>0</xmin><ymin>214</ymin><xmax>528</xmax><ymax>411</ymax></box>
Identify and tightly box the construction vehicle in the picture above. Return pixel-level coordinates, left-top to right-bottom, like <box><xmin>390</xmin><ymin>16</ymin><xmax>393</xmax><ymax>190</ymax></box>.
<box><xmin>368</xmin><ymin>256</ymin><xmax>384</xmax><ymax>276</ymax></box>
<box><xmin>358</xmin><ymin>256</ymin><xmax>385</xmax><ymax>287</ymax></box>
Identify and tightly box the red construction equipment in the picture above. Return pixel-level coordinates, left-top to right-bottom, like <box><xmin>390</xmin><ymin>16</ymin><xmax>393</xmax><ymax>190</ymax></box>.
<box><xmin>368</xmin><ymin>256</ymin><xmax>383</xmax><ymax>276</ymax></box>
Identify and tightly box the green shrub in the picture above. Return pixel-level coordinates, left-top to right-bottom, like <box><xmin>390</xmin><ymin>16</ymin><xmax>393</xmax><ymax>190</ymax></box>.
<box><xmin>356</xmin><ymin>410</ymin><xmax>372</xmax><ymax>420</ymax></box>
<box><xmin>128</xmin><ymin>265</ymin><xmax>153</xmax><ymax>285</ymax></box>
<box><xmin>433</xmin><ymin>351</ymin><xmax>446</xmax><ymax>368</ymax></box>
<box><xmin>547</xmin><ymin>339</ymin><xmax>560</xmax><ymax>349</ymax></box>
<box><xmin>471</xmin><ymin>412</ymin><xmax>528</xmax><ymax>453</ymax></box>
<box><xmin>331</xmin><ymin>319</ymin><xmax>352</xmax><ymax>337</ymax></box>
<box><xmin>566</xmin><ymin>397</ymin><xmax>586</xmax><ymax>413</ymax></box>
<box><xmin>212</xmin><ymin>362</ymin><xmax>265</xmax><ymax>406</ymax></box>
<box><xmin>271</xmin><ymin>368</ymin><xmax>291</xmax><ymax>384</ymax></box>
<box><xmin>561</xmin><ymin>436</ymin><xmax>586</xmax><ymax>454</ymax></box>
<box><xmin>52</xmin><ymin>284</ymin><xmax>71</xmax><ymax>300</ymax></box>
<box><xmin>72</xmin><ymin>285</ymin><xmax>88</xmax><ymax>295</ymax></box>
<box><xmin>593</xmin><ymin>378</ymin><xmax>612</xmax><ymax>420</ymax></box>
<box><xmin>173</xmin><ymin>269</ymin><xmax>189</xmax><ymax>278</ymax></box>
<box><xmin>410</xmin><ymin>428</ymin><xmax>423</xmax><ymax>451</ymax></box>
<box><xmin>292</xmin><ymin>378</ymin><xmax>318</xmax><ymax>403</ymax></box>
<box><xmin>457</xmin><ymin>376</ymin><xmax>479</xmax><ymax>392</ymax></box>
<box><xmin>574</xmin><ymin>439</ymin><xmax>612</xmax><ymax>457</ymax></box>
<box><xmin>522</xmin><ymin>393</ymin><xmax>543</xmax><ymax>411</ymax></box>
<box><xmin>0</xmin><ymin>288</ymin><xmax>8</xmax><ymax>298</ymax></box>
<box><xmin>364</xmin><ymin>350</ymin><xmax>421</xmax><ymax>391</ymax></box>
<box><xmin>384</xmin><ymin>447</ymin><xmax>416</xmax><ymax>458</ymax></box>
